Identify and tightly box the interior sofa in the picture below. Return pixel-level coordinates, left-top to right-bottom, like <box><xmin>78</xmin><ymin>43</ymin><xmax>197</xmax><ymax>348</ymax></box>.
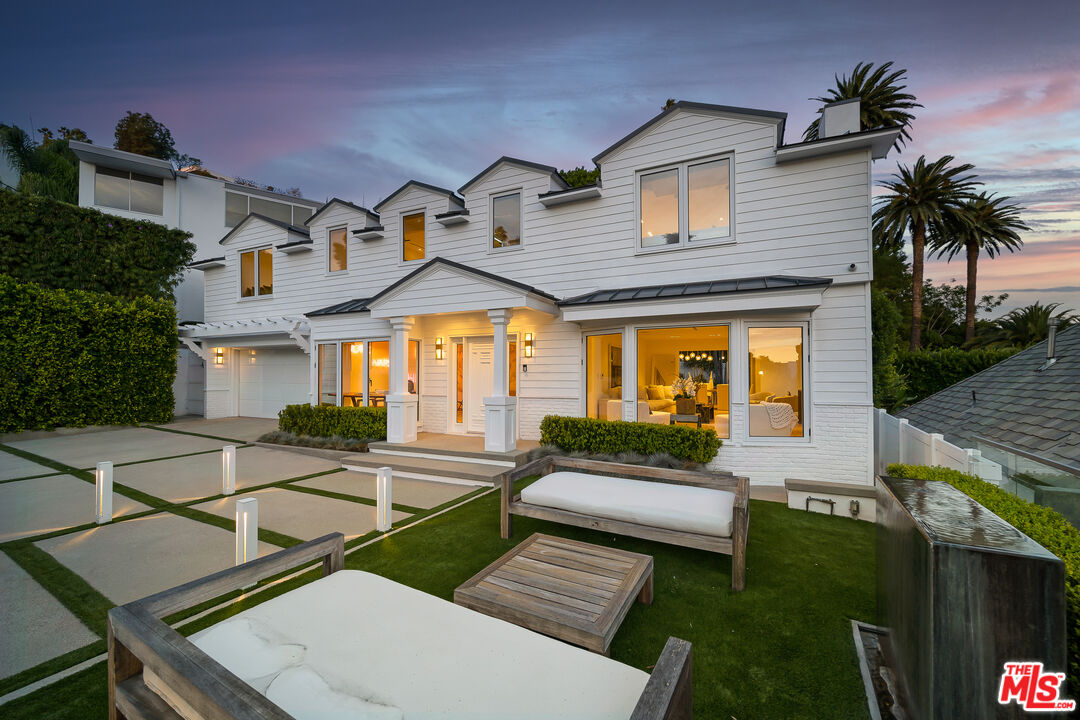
<box><xmin>748</xmin><ymin>402</ymin><xmax>798</xmax><ymax>436</ymax></box>
<box><xmin>604</xmin><ymin>399</ymin><xmax>670</xmax><ymax>424</ymax></box>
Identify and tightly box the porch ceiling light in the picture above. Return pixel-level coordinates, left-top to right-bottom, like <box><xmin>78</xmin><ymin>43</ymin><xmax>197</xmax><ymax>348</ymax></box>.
<box><xmin>524</xmin><ymin>333</ymin><xmax>534</xmax><ymax>358</ymax></box>
<box><xmin>435</xmin><ymin>337</ymin><xmax>444</xmax><ymax>360</ymax></box>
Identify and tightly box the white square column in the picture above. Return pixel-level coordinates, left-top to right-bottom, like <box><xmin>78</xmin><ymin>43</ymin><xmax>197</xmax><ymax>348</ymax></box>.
<box><xmin>386</xmin><ymin>316</ymin><xmax>418</xmax><ymax>444</ymax></box>
<box><xmin>484</xmin><ymin>308</ymin><xmax>517</xmax><ymax>452</ymax></box>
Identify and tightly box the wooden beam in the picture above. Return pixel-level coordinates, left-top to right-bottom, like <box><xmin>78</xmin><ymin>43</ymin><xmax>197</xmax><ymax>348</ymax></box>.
<box><xmin>630</xmin><ymin>637</ymin><xmax>692</xmax><ymax>720</ymax></box>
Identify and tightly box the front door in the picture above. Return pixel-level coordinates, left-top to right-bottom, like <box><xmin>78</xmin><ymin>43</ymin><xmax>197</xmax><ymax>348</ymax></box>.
<box><xmin>466</xmin><ymin>340</ymin><xmax>493</xmax><ymax>433</ymax></box>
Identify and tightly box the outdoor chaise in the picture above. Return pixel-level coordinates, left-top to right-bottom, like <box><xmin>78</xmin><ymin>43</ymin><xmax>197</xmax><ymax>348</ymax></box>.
<box><xmin>107</xmin><ymin>533</ymin><xmax>692</xmax><ymax>720</ymax></box>
<box><xmin>500</xmin><ymin>456</ymin><xmax>750</xmax><ymax>591</ymax></box>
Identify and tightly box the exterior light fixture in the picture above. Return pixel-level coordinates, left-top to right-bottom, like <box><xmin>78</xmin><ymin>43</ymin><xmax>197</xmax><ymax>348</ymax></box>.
<box><xmin>376</xmin><ymin>466</ymin><xmax>393</xmax><ymax>532</ymax></box>
<box><xmin>249</xmin><ymin>349</ymin><xmax>257</xmax><ymax>364</ymax></box>
<box><xmin>213</xmin><ymin>348</ymin><xmax>224</xmax><ymax>365</ymax></box>
<box><xmin>435</xmin><ymin>337</ymin><xmax>444</xmax><ymax>360</ymax></box>
<box><xmin>222</xmin><ymin>445</ymin><xmax>236</xmax><ymax>496</ymax></box>
<box><xmin>524</xmin><ymin>333</ymin><xmax>534</xmax><ymax>358</ymax></box>
<box><xmin>95</xmin><ymin>461</ymin><xmax>113</xmax><ymax>525</ymax></box>
<box><xmin>235</xmin><ymin>497</ymin><xmax>258</xmax><ymax>566</ymax></box>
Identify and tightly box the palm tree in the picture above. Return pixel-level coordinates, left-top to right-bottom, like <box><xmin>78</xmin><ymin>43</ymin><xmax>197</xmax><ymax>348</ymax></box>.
<box><xmin>0</xmin><ymin>124</ymin><xmax>79</xmax><ymax>203</ymax></box>
<box><xmin>929</xmin><ymin>193</ymin><xmax>1028</xmax><ymax>343</ymax></box>
<box><xmin>976</xmin><ymin>302</ymin><xmax>1078</xmax><ymax>348</ymax></box>
<box><xmin>874</xmin><ymin>156</ymin><xmax>980</xmax><ymax>349</ymax></box>
<box><xmin>804</xmin><ymin>61</ymin><xmax>922</xmax><ymax>151</ymax></box>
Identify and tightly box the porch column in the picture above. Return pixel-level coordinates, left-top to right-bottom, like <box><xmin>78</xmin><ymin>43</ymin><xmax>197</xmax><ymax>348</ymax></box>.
<box><xmin>386</xmin><ymin>316</ymin><xmax>417</xmax><ymax>444</ymax></box>
<box><xmin>484</xmin><ymin>308</ymin><xmax>516</xmax><ymax>452</ymax></box>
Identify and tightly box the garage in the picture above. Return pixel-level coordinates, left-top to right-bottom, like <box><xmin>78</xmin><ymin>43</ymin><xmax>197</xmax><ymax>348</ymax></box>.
<box><xmin>236</xmin><ymin>346</ymin><xmax>310</xmax><ymax>418</ymax></box>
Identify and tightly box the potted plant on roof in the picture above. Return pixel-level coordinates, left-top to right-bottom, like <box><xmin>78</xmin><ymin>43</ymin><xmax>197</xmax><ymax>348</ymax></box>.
<box><xmin>671</xmin><ymin>375</ymin><xmax>699</xmax><ymax>415</ymax></box>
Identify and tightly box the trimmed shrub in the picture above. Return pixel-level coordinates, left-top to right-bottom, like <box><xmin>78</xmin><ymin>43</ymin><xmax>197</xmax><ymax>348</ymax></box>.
<box><xmin>895</xmin><ymin>347</ymin><xmax>1019</xmax><ymax>404</ymax></box>
<box><xmin>540</xmin><ymin>415</ymin><xmax>720</xmax><ymax>464</ymax></box>
<box><xmin>0</xmin><ymin>275</ymin><xmax>177</xmax><ymax>431</ymax></box>
<box><xmin>888</xmin><ymin>463</ymin><xmax>1080</xmax><ymax>688</ymax></box>
<box><xmin>278</xmin><ymin>404</ymin><xmax>387</xmax><ymax>441</ymax></box>
<box><xmin>0</xmin><ymin>189</ymin><xmax>195</xmax><ymax>300</ymax></box>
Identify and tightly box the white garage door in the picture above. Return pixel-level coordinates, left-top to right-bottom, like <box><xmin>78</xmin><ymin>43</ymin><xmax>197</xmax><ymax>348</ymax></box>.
<box><xmin>237</xmin><ymin>347</ymin><xmax>310</xmax><ymax>419</ymax></box>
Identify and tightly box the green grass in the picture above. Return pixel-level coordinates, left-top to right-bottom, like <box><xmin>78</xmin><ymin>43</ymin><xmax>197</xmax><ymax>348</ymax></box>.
<box><xmin>1</xmin><ymin>543</ymin><xmax>113</xmax><ymax>637</ymax></box>
<box><xmin>2</xmin><ymin>478</ymin><xmax>876</xmax><ymax>719</ymax></box>
<box><xmin>142</xmin><ymin>424</ymin><xmax>249</xmax><ymax>443</ymax></box>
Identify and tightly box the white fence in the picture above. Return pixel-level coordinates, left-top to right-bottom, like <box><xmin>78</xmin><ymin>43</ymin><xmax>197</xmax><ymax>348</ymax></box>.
<box><xmin>874</xmin><ymin>408</ymin><xmax>1002</xmax><ymax>483</ymax></box>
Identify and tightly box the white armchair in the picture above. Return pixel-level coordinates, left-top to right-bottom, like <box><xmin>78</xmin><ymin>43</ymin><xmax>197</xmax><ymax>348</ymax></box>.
<box><xmin>748</xmin><ymin>403</ymin><xmax>797</xmax><ymax>437</ymax></box>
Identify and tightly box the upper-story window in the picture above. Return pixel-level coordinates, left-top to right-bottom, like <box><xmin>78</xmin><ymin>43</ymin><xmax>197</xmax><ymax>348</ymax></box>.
<box><xmin>94</xmin><ymin>167</ymin><xmax>164</xmax><ymax>215</ymax></box>
<box><xmin>491</xmin><ymin>192</ymin><xmax>521</xmax><ymax>249</ymax></box>
<box><xmin>328</xmin><ymin>227</ymin><xmax>347</xmax><ymax>272</ymax></box>
<box><xmin>225</xmin><ymin>190</ymin><xmax>312</xmax><ymax>228</ymax></box>
<box><xmin>402</xmin><ymin>211</ymin><xmax>425</xmax><ymax>261</ymax></box>
<box><xmin>240</xmin><ymin>248</ymin><xmax>273</xmax><ymax>298</ymax></box>
<box><xmin>639</xmin><ymin>156</ymin><xmax>731</xmax><ymax>250</ymax></box>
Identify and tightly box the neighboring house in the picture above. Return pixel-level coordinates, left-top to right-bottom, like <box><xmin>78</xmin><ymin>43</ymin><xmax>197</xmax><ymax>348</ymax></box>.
<box><xmin>69</xmin><ymin>141</ymin><xmax>321</xmax><ymax>415</ymax></box>
<box><xmin>899</xmin><ymin>324</ymin><xmax>1080</xmax><ymax>509</ymax></box>
<box><xmin>183</xmin><ymin>98</ymin><xmax>900</xmax><ymax>487</ymax></box>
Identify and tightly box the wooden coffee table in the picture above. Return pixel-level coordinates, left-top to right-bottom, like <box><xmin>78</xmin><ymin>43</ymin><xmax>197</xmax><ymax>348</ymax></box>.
<box><xmin>454</xmin><ymin>533</ymin><xmax>653</xmax><ymax>655</ymax></box>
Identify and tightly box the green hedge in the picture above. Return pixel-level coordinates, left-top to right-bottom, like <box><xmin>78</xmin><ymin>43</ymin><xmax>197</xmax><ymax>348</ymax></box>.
<box><xmin>540</xmin><ymin>415</ymin><xmax>720</xmax><ymax>464</ymax></box>
<box><xmin>0</xmin><ymin>189</ymin><xmax>195</xmax><ymax>300</ymax></box>
<box><xmin>895</xmin><ymin>347</ymin><xmax>1019</xmax><ymax>404</ymax></box>
<box><xmin>278</xmin><ymin>404</ymin><xmax>387</xmax><ymax>441</ymax></box>
<box><xmin>0</xmin><ymin>275</ymin><xmax>177</xmax><ymax>432</ymax></box>
<box><xmin>888</xmin><ymin>464</ymin><xmax>1080</xmax><ymax>688</ymax></box>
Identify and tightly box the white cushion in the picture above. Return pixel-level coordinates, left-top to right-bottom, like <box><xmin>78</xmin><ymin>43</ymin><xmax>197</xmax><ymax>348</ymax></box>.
<box><xmin>521</xmin><ymin>471</ymin><xmax>735</xmax><ymax>537</ymax></box>
<box><xmin>148</xmin><ymin>570</ymin><xmax>647</xmax><ymax>720</ymax></box>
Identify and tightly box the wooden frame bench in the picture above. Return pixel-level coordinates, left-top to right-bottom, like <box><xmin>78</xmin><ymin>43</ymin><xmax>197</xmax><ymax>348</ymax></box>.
<box><xmin>108</xmin><ymin>532</ymin><xmax>693</xmax><ymax>720</ymax></box>
<box><xmin>500</xmin><ymin>456</ymin><xmax>750</xmax><ymax>591</ymax></box>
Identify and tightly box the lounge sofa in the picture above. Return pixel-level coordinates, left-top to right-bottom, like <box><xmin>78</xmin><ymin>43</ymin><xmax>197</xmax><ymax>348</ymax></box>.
<box><xmin>604</xmin><ymin>399</ymin><xmax>671</xmax><ymax>425</ymax></box>
<box><xmin>108</xmin><ymin>534</ymin><xmax>693</xmax><ymax>720</ymax></box>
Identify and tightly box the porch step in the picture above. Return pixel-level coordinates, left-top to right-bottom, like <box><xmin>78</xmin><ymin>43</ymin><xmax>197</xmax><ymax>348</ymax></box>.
<box><xmin>340</xmin><ymin>453</ymin><xmax>506</xmax><ymax>486</ymax></box>
<box><xmin>365</xmin><ymin>440</ymin><xmax>532</xmax><ymax>468</ymax></box>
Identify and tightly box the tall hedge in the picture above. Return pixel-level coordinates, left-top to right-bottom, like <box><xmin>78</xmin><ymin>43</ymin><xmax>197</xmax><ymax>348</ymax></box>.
<box><xmin>896</xmin><ymin>346</ymin><xmax>1020</xmax><ymax>404</ymax></box>
<box><xmin>888</xmin><ymin>464</ymin><xmax>1080</xmax><ymax>689</ymax></box>
<box><xmin>540</xmin><ymin>415</ymin><xmax>720</xmax><ymax>464</ymax></box>
<box><xmin>0</xmin><ymin>276</ymin><xmax>177</xmax><ymax>431</ymax></box>
<box><xmin>0</xmin><ymin>189</ymin><xmax>195</xmax><ymax>299</ymax></box>
<box><xmin>278</xmin><ymin>404</ymin><xmax>387</xmax><ymax>441</ymax></box>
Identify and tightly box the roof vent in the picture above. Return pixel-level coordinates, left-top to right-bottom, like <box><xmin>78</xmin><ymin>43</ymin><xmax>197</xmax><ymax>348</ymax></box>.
<box><xmin>819</xmin><ymin>98</ymin><xmax>861</xmax><ymax>138</ymax></box>
<box><xmin>1038</xmin><ymin>317</ymin><xmax>1059</xmax><ymax>372</ymax></box>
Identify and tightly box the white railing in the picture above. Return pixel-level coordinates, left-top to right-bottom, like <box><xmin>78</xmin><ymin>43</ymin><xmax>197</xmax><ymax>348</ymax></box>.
<box><xmin>874</xmin><ymin>408</ymin><xmax>1002</xmax><ymax>483</ymax></box>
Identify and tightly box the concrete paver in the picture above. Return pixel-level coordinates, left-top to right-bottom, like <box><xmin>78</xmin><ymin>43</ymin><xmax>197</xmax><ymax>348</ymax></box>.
<box><xmin>35</xmin><ymin>513</ymin><xmax>280</xmax><ymax>605</ymax></box>
<box><xmin>191</xmin><ymin>487</ymin><xmax>410</xmax><ymax>541</ymax></box>
<box><xmin>0</xmin><ymin>552</ymin><xmax>98</xmax><ymax>679</ymax></box>
<box><xmin>116</xmin><ymin>446</ymin><xmax>341</xmax><ymax>504</ymax></box>
<box><xmin>0</xmin><ymin>475</ymin><xmax>150</xmax><ymax>542</ymax></box>
<box><xmin>5</xmin><ymin>427</ymin><xmax>225</xmax><ymax>468</ymax></box>
<box><xmin>153</xmin><ymin>417</ymin><xmax>279</xmax><ymax>443</ymax></box>
<box><xmin>0</xmin><ymin>453</ymin><xmax>56</xmax><ymax>481</ymax></box>
<box><xmin>295</xmin><ymin>471</ymin><xmax>473</xmax><ymax>509</ymax></box>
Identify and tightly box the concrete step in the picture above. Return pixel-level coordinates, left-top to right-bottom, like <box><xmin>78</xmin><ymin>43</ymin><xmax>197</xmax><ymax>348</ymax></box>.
<box><xmin>365</xmin><ymin>441</ymin><xmax>531</xmax><ymax>467</ymax></box>
<box><xmin>340</xmin><ymin>453</ymin><xmax>506</xmax><ymax>486</ymax></box>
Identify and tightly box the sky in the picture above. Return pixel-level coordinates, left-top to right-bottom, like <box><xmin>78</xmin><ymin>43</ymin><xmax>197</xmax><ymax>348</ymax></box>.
<box><xmin>3</xmin><ymin>0</ymin><xmax>1078</xmax><ymax>316</ymax></box>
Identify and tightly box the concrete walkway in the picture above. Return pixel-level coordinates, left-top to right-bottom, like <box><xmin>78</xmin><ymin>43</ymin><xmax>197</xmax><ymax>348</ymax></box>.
<box><xmin>0</xmin><ymin>475</ymin><xmax>149</xmax><ymax>542</ymax></box>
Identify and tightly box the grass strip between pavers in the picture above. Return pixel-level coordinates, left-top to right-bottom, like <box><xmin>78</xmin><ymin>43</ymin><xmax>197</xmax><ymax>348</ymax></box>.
<box><xmin>0</xmin><ymin>471</ymin><xmax>64</xmax><ymax>486</ymax></box>
<box><xmin>0</xmin><ymin>640</ymin><xmax>105</xmax><ymax>698</ymax></box>
<box><xmin>280</xmin><ymin>482</ymin><xmax>426</xmax><ymax>515</ymax></box>
<box><xmin>79</xmin><ymin>445</ymin><xmax>253</xmax><ymax>471</ymax></box>
<box><xmin>167</xmin><ymin>505</ymin><xmax>303</xmax><ymax>549</ymax></box>
<box><xmin>0</xmin><ymin>445</ymin><xmax>94</xmax><ymax>482</ymax></box>
<box><xmin>142</xmin><ymin>424</ymin><xmax>248</xmax><ymax>444</ymax></box>
<box><xmin>1</xmin><ymin>543</ymin><xmax>113</xmax><ymax>637</ymax></box>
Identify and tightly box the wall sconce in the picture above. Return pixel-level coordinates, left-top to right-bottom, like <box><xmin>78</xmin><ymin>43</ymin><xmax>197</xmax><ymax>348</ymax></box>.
<box><xmin>249</xmin><ymin>349</ymin><xmax>257</xmax><ymax>365</ymax></box>
<box><xmin>213</xmin><ymin>348</ymin><xmax>224</xmax><ymax>365</ymax></box>
<box><xmin>435</xmin><ymin>337</ymin><xmax>444</xmax><ymax>360</ymax></box>
<box><xmin>524</xmin><ymin>333</ymin><xmax>534</xmax><ymax>358</ymax></box>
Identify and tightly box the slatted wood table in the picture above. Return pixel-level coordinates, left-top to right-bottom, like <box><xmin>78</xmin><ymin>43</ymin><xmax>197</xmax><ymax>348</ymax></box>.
<box><xmin>454</xmin><ymin>533</ymin><xmax>654</xmax><ymax>655</ymax></box>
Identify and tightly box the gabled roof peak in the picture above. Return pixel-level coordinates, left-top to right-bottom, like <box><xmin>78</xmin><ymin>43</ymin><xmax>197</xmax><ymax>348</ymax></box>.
<box><xmin>458</xmin><ymin>156</ymin><xmax>569</xmax><ymax>195</ymax></box>
<box><xmin>218</xmin><ymin>213</ymin><xmax>309</xmax><ymax>245</ymax></box>
<box><xmin>305</xmin><ymin>197</ymin><xmax>378</xmax><ymax>227</ymax></box>
<box><xmin>373</xmin><ymin>180</ymin><xmax>463</xmax><ymax>213</ymax></box>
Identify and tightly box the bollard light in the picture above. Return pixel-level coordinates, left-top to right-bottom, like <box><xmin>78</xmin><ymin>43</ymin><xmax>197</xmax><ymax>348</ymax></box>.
<box><xmin>235</xmin><ymin>497</ymin><xmax>258</xmax><ymax>565</ymax></box>
<box><xmin>222</xmin><ymin>445</ymin><xmax>236</xmax><ymax>496</ymax></box>
<box><xmin>376</xmin><ymin>466</ymin><xmax>393</xmax><ymax>532</ymax></box>
<box><xmin>95</xmin><ymin>461</ymin><xmax>113</xmax><ymax>524</ymax></box>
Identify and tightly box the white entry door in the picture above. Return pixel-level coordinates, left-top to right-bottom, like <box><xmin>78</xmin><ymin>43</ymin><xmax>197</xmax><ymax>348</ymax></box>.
<box><xmin>466</xmin><ymin>341</ymin><xmax>493</xmax><ymax>433</ymax></box>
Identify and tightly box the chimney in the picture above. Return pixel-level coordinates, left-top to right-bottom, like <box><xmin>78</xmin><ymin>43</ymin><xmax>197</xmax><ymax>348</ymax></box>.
<box><xmin>1038</xmin><ymin>317</ymin><xmax>1059</xmax><ymax>371</ymax></box>
<box><xmin>819</xmin><ymin>98</ymin><xmax>861</xmax><ymax>138</ymax></box>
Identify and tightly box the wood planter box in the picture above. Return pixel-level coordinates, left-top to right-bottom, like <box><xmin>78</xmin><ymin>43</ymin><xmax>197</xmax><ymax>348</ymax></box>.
<box><xmin>675</xmin><ymin>398</ymin><xmax>696</xmax><ymax>414</ymax></box>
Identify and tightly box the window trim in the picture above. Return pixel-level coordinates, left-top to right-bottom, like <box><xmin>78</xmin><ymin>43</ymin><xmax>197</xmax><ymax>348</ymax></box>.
<box><xmin>326</xmin><ymin>225</ymin><xmax>348</xmax><ymax>274</ymax></box>
<box><xmin>94</xmin><ymin>166</ymin><xmax>165</xmax><ymax>216</ymax></box>
<box><xmin>237</xmin><ymin>246</ymin><xmax>274</xmax><ymax>300</ymax></box>
<box><xmin>582</xmin><ymin>329</ymin><xmax>626</xmax><ymax>420</ymax></box>
<box><xmin>487</xmin><ymin>189</ymin><xmax>524</xmax><ymax>254</ymax></box>
<box><xmin>399</xmin><ymin>208</ymin><xmax>427</xmax><ymax>264</ymax></box>
<box><xmin>634</xmin><ymin>152</ymin><xmax>735</xmax><ymax>255</ymax></box>
<box><xmin>743</xmin><ymin>321</ymin><xmax>811</xmax><ymax>444</ymax></box>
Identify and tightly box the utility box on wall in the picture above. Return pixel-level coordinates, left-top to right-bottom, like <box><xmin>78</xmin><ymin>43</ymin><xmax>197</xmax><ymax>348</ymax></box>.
<box><xmin>877</xmin><ymin>476</ymin><xmax>1067</xmax><ymax>719</ymax></box>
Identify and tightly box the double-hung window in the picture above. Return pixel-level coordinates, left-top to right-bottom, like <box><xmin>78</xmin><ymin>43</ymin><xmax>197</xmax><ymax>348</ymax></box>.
<box><xmin>240</xmin><ymin>248</ymin><xmax>273</xmax><ymax>298</ymax></box>
<box><xmin>328</xmin><ymin>227</ymin><xmax>348</xmax><ymax>272</ymax></box>
<box><xmin>638</xmin><ymin>156</ymin><xmax>732</xmax><ymax>250</ymax></box>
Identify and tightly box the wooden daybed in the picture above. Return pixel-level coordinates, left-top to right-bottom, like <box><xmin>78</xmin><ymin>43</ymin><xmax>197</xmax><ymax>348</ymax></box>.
<box><xmin>500</xmin><ymin>456</ymin><xmax>750</xmax><ymax>591</ymax></box>
<box><xmin>108</xmin><ymin>533</ymin><xmax>693</xmax><ymax>720</ymax></box>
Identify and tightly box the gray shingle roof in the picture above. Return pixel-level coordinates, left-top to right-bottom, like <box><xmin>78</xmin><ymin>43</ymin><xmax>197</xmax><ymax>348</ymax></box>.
<box><xmin>898</xmin><ymin>326</ymin><xmax>1080</xmax><ymax>469</ymax></box>
<box><xmin>557</xmin><ymin>275</ymin><xmax>832</xmax><ymax>306</ymax></box>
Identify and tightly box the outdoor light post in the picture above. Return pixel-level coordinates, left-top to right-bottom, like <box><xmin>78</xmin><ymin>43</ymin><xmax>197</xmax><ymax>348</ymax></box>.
<box><xmin>95</xmin><ymin>461</ymin><xmax>113</xmax><ymax>524</ymax></box>
<box><xmin>235</xmin><ymin>497</ymin><xmax>258</xmax><ymax>566</ymax></box>
<box><xmin>222</xmin><ymin>445</ymin><xmax>236</xmax><ymax>496</ymax></box>
<box><xmin>376</xmin><ymin>466</ymin><xmax>393</xmax><ymax>532</ymax></box>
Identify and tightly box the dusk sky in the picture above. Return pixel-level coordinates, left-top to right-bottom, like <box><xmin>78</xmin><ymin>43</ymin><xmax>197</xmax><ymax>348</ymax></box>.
<box><xmin>4</xmin><ymin>0</ymin><xmax>1078</xmax><ymax>315</ymax></box>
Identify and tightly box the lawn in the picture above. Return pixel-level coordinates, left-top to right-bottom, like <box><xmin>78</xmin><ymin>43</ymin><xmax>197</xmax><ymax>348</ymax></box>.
<box><xmin>2</xmin><ymin>479</ymin><xmax>876</xmax><ymax>719</ymax></box>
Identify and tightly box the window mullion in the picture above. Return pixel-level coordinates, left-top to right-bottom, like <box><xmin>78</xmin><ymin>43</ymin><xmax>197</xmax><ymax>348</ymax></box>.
<box><xmin>680</xmin><ymin>164</ymin><xmax>689</xmax><ymax>245</ymax></box>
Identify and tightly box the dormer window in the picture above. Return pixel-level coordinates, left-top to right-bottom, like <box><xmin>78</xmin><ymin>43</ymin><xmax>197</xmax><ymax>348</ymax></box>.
<box><xmin>638</xmin><ymin>156</ymin><xmax>732</xmax><ymax>251</ymax></box>
<box><xmin>402</xmin><ymin>212</ymin><xmax>425</xmax><ymax>261</ymax></box>
<box><xmin>328</xmin><ymin>227</ymin><xmax>347</xmax><ymax>272</ymax></box>
<box><xmin>240</xmin><ymin>248</ymin><xmax>273</xmax><ymax>298</ymax></box>
<box><xmin>491</xmin><ymin>192</ymin><xmax>522</xmax><ymax>250</ymax></box>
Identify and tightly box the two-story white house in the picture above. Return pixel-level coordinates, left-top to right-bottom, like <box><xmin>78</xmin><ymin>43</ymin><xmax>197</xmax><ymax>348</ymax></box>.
<box><xmin>70</xmin><ymin>141</ymin><xmax>321</xmax><ymax>416</ymax></box>
<box><xmin>182</xmin><ymin>98</ymin><xmax>899</xmax><ymax>487</ymax></box>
